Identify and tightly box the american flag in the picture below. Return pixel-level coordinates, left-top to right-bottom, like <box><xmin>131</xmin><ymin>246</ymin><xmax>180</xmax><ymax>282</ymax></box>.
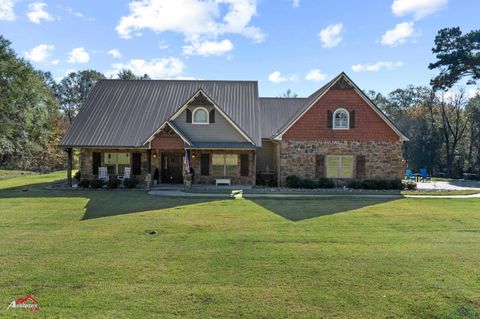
<box><xmin>183</xmin><ymin>150</ymin><xmax>190</xmax><ymax>173</ymax></box>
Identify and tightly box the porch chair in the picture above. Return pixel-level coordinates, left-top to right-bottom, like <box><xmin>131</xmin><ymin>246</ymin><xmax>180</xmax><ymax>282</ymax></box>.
<box><xmin>117</xmin><ymin>167</ymin><xmax>131</xmax><ymax>181</ymax></box>
<box><xmin>420</xmin><ymin>168</ymin><xmax>431</xmax><ymax>182</ymax></box>
<box><xmin>405</xmin><ymin>169</ymin><xmax>415</xmax><ymax>182</ymax></box>
<box><xmin>98</xmin><ymin>167</ymin><xmax>108</xmax><ymax>181</ymax></box>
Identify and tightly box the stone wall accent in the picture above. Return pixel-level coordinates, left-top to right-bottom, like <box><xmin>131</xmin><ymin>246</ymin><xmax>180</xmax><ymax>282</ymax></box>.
<box><xmin>189</xmin><ymin>150</ymin><xmax>255</xmax><ymax>185</ymax></box>
<box><xmin>279</xmin><ymin>140</ymin><xmax>404</xmax><ymax>185</ymax></box>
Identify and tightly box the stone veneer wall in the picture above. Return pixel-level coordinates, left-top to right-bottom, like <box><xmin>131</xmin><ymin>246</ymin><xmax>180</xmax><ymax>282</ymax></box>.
<box><xmin>80</xmin><ymin>148</ymin><xmax>149</xmax><ymax>181</ymax></box>
<box><xmin>279</xmin><ymin>140</ymin><xmax>404</xmax><ymax>185</ymax></box>
<box><xmin>189</xmin><ymin>150</ymin><xmax>255</xmax><ymax>185</ymax></box>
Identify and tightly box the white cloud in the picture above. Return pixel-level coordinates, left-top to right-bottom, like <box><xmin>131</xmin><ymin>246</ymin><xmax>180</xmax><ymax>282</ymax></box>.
<box><xmin>24</xmin><ymin>44</ymin><xmax>54</xmax><ymax>62</ymax></box>
<box><xmin>51</xmin><ymin>59</ymin><xmax>59</xmax><ymax>65</ymax></box>
<box><xmin>292</xmin><ymin>0</ymin><xmax>300</xmax><ymax>8</ymax></box>
<box><xmin>268</xmin><ymin>71</ymin><xmax>297</xmax><ymax>83</ymax></box>
<box><xmin>318</xmin><ymin>23</ymin><xmax>343</xmax><ymax>48</ymax></box>
<box><xmin>305</xmin><ymin>69</ymin><xmax>327</xmax><ymax>82</ymax></box>
<box><xmin>67</xmin><ymin>47</ymin><xmax>90</xmax><ymax>64</ymax></box>
<box><xmin>27</xmin><ymin>2</ymin><xmax>54</xmax><ymax>24</ymax></box>
<box><xmin>183</xmin><ymin>39</ymin><xmax>234</xmax><ymax>56</ymax></box>
<box><xmin>381</xmin><ymin>22</ymin><xmax>419</xmax><ymax>46</ymax></box>
<box><xmin>158</xmin><ymin>41</ymin><xmax>169</xmax><ymax>50</ymax></box>
<box><xmin>392</xmin><ymin>0</ymin><xmax>447</xmax><ymax>20</ymax></box>
<box><xmin>108</xmin><ymin>49</ymin><xmax>122</xmax><ymax>58</ymax></box>
<box><xmin>108</xmin><ymin>57</ymin><xmax>185</xmax><ymax>79</ymax></box>
<box><xmin>352</xmin><ymin>61</ymin><xmax>403</xmax><ymax>72</ymax></box>
<box><xmin>116</xmin><ymin>0</ymin><xmax>265</xmax><ymax>56</ymax></box>
<box><xmin>0</xmin><ymin>0</ymin><xmax>15</xmax><ymax>21</ymax></box>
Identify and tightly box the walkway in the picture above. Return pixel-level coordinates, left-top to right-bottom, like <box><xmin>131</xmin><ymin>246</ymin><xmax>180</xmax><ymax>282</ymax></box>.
<box><xmin>148</xmin><ymin>190</ymin><xmax>480</xmax><ymax>199</ymax></box>
<box><xmin>416</xmin><ymin>181</ymin><xmax>480</xmax><ymax>191</ymax></box>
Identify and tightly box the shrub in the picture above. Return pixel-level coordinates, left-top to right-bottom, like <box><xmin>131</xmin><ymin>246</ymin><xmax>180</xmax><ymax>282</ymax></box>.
<box><xmin>303</xmin><ymin>179</ymin><xmax>317</xmax><ymax>189</ymax></box>
<box><xmin>389</xmin><ymin>179</ymin><xmax>404</xmax><ymax>190</ymax></box>
<box><xmin>361</xmin><ymin>179</ymin><xmax>379</xmax><ymax>189</ymax></box>
<box><xmin>403</xmin><ymin>181</ymin><xmax>417</xmax><ymax>191</ymax></box>
<box><xmin>317</xmin><ymin>177</ymin><xmax>335</xmax><ymax>188</ymax></box>
<box><xmin>348</xmin><ymin>180</ymin><xmax>363</xmax><ymax>189</ymax></box>
<box><xmin>74</xmin><ymin>171</ymin><xmax>81</xmax><ymax>182</ymax></box>
<box><xmin>107</xmin><ymin>177</ymin><xmax>120</xmax><ymax>189</ymax></box>
<box><xmin>124</xmin><ymin>177</ymin><xmax>139</xmax><ymax>189</ymax></box>
<box><xmin>285</xmin><ymin>175</ymin><xmax>303</xmax><ymax>188</ymax></box>
<box><xmin>78</xmin><ymin>179</ymin><xmax>90</xmax><ymax>188</ymax></box>
<box><xmin>90</xmin><ymin>179</ymin><xmax>105</xmax><ymax>189</ymax></box>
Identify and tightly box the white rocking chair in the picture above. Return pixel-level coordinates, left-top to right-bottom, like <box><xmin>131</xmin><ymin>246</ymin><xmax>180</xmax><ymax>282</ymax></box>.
<box><xmin>117</xmin><ymin>167</ymin><xmax>131</xmax><ymax>181</ymax></box>
<box><xmin>98</xmin><ymin>167</ymin><xmax>108</xmax><ymax>181</ymax></box>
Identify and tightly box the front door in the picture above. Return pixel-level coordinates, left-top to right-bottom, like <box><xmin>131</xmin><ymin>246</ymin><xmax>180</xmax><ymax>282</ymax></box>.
<box><xmin>161</xmin><ymin>153</ymin><xmax>183</xmax><ymax>184</ymax></box>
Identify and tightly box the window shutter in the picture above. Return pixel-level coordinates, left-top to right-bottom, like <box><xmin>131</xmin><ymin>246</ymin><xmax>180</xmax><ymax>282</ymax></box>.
<box><xmin>356</xmin><ymin>155</ymin><xmax>365</xmax><ymax>179</ymax></box>
<box><xmin>315</xmin><ymin>155</ymin><xmax>325</xmax><ymax>178</ymax></box>
<box><xmin>350</xmin><ymin>110</ymin><xmax>355</xmax><ymax>128</ymax></box>
<box><xmin>186</xmin><ymin>109</ymin><xmax>192</xmax><ymax>123</ymax></box>
<box><xmin>240</xmin><ymin>154</ymin><xmax>249</xmax><ymax>177</ymax></box>
<box><xmin>327</xmin><ymin>110</ymin><xmax>333</xmax><ymax>128</ymax></box>
<box><xmin>132</xmin><ymin>152</ymin><xmax>142</xmax><ymax>175</ymax></box>
<box><xmin>209</xmin><ymin>109</ymin><xmax>215</xmax><ymax>123</ymax></box>
<box><xmin>200</xmin><ymin>154</ymin><xmax>210</xmax><ymax>176</ymax></box>
<box><xmin>92</xmin><ymin>152</ymin><xmax>101</xmax><ymax>175</ymax></box>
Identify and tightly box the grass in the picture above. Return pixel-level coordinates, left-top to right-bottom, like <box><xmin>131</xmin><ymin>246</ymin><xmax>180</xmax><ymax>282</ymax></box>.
<box><xmin>0</xmin><ymin>169</ymin><xmax>36</xmax><ymax>181</ymax></box>
<box><xmin>0</xmin><ymin>173</ymin><xmax>479</xmax><ymax>318</ymax></box>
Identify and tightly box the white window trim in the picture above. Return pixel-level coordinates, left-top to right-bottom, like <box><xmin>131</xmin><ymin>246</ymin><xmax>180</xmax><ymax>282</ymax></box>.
<box><xmin>332</xmin><ymin>108</ymin><xmax>350</xmax><ymax>130</ymax></box>
<box><xmin>192</xmin><ymin>107</ymin><xmax>209</xmax><ymax>125</ymax></box>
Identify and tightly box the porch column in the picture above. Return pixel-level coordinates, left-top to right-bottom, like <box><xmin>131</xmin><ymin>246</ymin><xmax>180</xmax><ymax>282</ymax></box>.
<box><xmin>147</xmin><ymin>149</ymin><xmax>152</xmax><ymax>175</ymax></box>
<box><xmin>66</xmin><ymin>148</ymin><xmax>73</xmax><ymax>187</ymax></box>
<box><xmin>252</xmin><ymin>150</ymin><xmax>256</xmax><ymax>186</ymax></box>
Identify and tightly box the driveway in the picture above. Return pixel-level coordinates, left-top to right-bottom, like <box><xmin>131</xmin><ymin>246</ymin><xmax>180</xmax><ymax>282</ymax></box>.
<box><xmin>416</xmin><ymin>181</ymin><xmax>480</xmax><ymax>191</ymax></box>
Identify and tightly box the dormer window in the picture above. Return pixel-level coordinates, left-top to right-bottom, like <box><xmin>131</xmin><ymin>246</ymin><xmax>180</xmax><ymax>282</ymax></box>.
<box><xmin>333</xmin><ymin>108</ymin><xmax>349</xmax><ymax>129</ymax></box>
<box><xmin>192</xmin><ymin>107</ymin><xmax>209</xmax><ymax>124</ymax></box>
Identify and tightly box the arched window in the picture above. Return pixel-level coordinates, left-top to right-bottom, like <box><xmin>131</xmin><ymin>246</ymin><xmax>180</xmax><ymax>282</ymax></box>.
<box><xmin>192</xmin><ymin>107</ymin><xmax>209</xmax><ymax>124</ymax></box>
<box><xmin>333</xmin><ymin>108</ymin><xmax>349</xmax><ymax>129</ymax></box>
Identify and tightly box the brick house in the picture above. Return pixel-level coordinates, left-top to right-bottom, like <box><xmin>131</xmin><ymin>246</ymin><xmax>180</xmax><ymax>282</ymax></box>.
<box><xmin>59</xmin><ymin>72</ymin><xmax>408</xmax><ymax>186</ymax></box>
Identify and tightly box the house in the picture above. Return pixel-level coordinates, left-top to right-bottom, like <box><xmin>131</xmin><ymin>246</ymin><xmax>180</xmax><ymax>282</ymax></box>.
<box><xmin>59</xmin><ymin>72</ymin><xmax>408</xmax><ymax>187</ymax></box>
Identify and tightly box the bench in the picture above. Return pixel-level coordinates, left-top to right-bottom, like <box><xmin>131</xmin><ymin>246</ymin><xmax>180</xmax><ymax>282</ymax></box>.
<box><xmin>216</xmin><ymin>178</ymin><xmax>231</xmax><ymax>186</ymax></box>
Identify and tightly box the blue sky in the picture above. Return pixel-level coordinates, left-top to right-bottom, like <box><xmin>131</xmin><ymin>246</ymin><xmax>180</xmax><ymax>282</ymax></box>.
<box><xmin>1</xmin><ymin>0</ymin><xmax>478</xmax><ymax>97</ymax></box>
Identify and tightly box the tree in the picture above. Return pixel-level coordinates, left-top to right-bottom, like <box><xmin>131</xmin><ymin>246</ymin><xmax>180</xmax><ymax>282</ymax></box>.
<box><xmin>429</xmin><ymin>27</ymin><xmax>480</xmax><ymax>90</ymax></box>
<box><xmin>0</xmin><ymin>36</ymin><xmax>64</xmax><ymax>171</ymax></box>
<box><xmin>439</xmin><ymin>90</ymin><xmax>469</xmax><ymax>177</ymax></box>
<box><xmin>57</xmin><ymin>70</ymin><xmax>105</xmax><ymax>123</ymax></box>
<box><xmin>279</xmin><ymin>89</ymin><xmax>298</xmax><ymax>98</ymax></box>
<box><xmin>116</xmin><ymin>69</ymin><xmax>150</xmax><ymax>80</ymax></box>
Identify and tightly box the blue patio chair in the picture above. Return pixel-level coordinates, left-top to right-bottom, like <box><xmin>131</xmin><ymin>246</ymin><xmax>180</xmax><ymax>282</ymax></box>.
<box><xmin>405</xmin><ymin>169</ymin><xmax>415</xmax><ymax>181</ymax></box>
<box><xmin>420</xmin><ymin>168</ymin><xmax>431</xmax><ymax>182</ymax></box>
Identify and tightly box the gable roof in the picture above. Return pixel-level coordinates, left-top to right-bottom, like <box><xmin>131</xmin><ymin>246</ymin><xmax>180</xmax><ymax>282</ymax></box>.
<box><xmin>258</xmin><ymin>97</ymin><xmax>307</xmax><ymax>138</ymax></box>
<box><xmin>272</xmin><ymin>72</ymin><xmax>409</xmax><ymax>141</ymax></box>
<box><xmin>59</xmin><ymin>79</ymin><xmax>261</xmax><ymax>148</ymax></box>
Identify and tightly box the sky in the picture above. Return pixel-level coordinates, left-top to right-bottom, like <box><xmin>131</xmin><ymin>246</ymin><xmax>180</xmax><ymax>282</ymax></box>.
<box><xmin>1</xmin><ymin>0</ymin><xmax>479</xmax><ymax>97</ymax></box>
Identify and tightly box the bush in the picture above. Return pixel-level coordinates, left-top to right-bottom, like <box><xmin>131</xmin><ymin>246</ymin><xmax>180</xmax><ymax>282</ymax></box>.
<box><xmin>107</xmin><ymin>177</ymin><xmax>120</xmax><ymax>189</ymax></box>
<box><xmin>317</xmin><ymin>177</ymin><xmax>335</xmax><ymax>188</ymax></box>
<box><xmin>78</xmin><ymin>179</ymin><xmax>90</xmax><ymax>188</ymax></box>
<box><xmin>302</xmin><ymin>179</ymin><xmax>317</xmax><ymax>189</ymax></box>
<box><xmin>348</xmin><ymin>180</ymin><xmax>363</xmax><ymax>189</ymax></box>
<box><xmin>361</xmin><ymin>179</ymin><xmax>379</xmax><ymax>189</ymax></box>
<box><xmin>403</xmin><ymin>181</ymin><xmax>417</xmax><ymax>191</ymax></box>
<box><xmin>123</xmin><ymin>177</ymin><xmax>139</xmax><ymax>189</ymax></box>
<box><xmin>74</xmin><ymin>171</ymin><xmax>81</xmax><ymax>182</ymax></box>
<box><xmin>389</xmin><ymin>179</ymin><xmax>404</xmax><ymax>190</ymax></box>
<box><xmin>286</xmin><ymin>175</ymin><xmax>303</xmax><ymax>188</ymax></box>
<box><xmin>90</xmin><ymin>179</ymin><xmax>105</xmax><ymax>189</ymax></box>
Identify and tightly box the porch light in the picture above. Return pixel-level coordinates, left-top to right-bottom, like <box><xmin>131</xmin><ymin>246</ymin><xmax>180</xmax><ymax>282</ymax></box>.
<box><xmin>153</xmin><ymin>153</ymin><xmax>157</xmax><ymax>158</ymax></box>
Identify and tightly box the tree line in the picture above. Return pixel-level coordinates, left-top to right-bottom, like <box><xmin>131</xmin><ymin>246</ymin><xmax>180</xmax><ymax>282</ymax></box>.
<box><xmin>1</xmin><ymin>27</ymin><xmax>479</xmax><ymax>177</ymax></box>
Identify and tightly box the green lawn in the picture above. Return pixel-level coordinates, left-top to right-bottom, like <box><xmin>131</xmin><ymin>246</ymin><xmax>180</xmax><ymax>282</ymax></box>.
<box><xmin>0</xmin><ymin>173</ymin><xmax>479</xmax><ymax>318</ymax></box>
<box><xmin>0</xmin><ymin>169</ymin><xmax>35</xmax><ymax>181</ymax></box>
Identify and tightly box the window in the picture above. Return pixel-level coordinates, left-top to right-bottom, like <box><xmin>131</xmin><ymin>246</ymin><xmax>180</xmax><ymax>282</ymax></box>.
<box><xmin>326</xmin><ymin>155</ymin><xmax>353</xmax><ymax>178</ymax></box>
<box><xmin>212</xmin><ymin>154</ymin><xmax>238</xmax><ymax>176</ymax></box>
<box><xmin>333</xmin><ymin>108</ymin><xmax>349</xmax><ymax>129</ymax></box>
<box><xmin>192</xmin><ymin>107</ymin><xmax>209</xmax><ymax>124</ymax></box>
<box><xmin>104</xmin><ymin>152</ymin><xmax>130</xmax><ymax>175</ymax></box>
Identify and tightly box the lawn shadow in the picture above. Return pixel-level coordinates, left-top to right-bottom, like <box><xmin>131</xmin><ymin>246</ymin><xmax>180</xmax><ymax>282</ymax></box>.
<box><xmin>251</xmin><ymin>196</ymin><xmax>402</xmax><ymax>221</ymax></box>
